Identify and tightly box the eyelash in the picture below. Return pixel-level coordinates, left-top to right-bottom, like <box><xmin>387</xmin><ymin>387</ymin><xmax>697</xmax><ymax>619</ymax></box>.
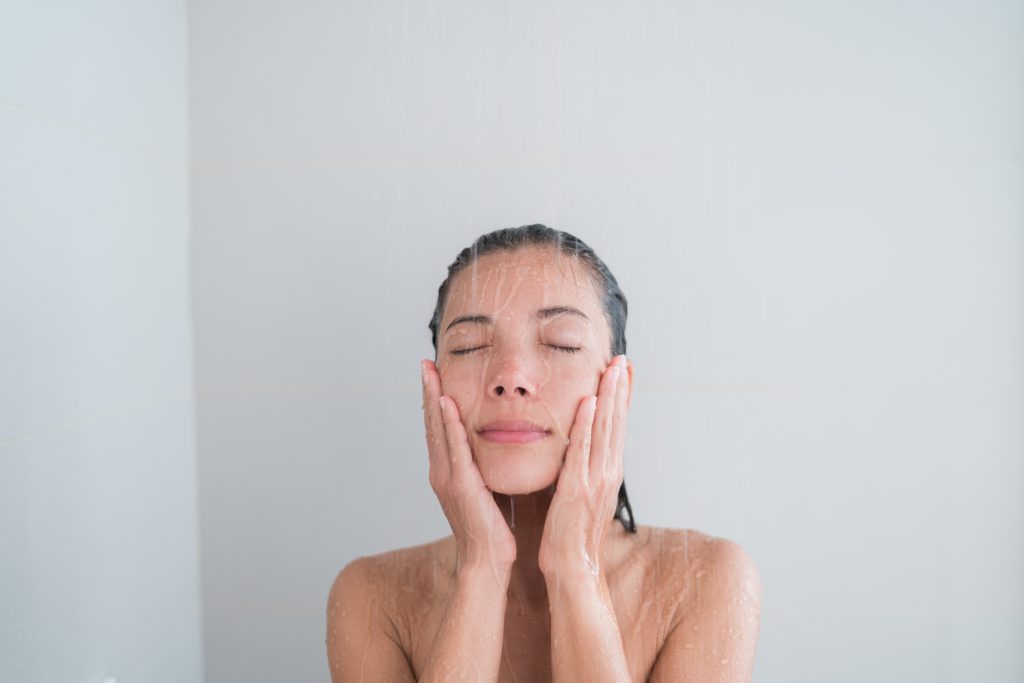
<box><xmin>451</xmin><ymin>344</ymin><xmax>582</xmax><ymax>357</ymax></box>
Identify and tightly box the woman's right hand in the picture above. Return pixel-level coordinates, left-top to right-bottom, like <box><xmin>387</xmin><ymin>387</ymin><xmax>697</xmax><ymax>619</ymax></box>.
<box><xmin>421</xmin><ymin>359</ymin><xmax>517</xmax><ymax>576</ymax></box>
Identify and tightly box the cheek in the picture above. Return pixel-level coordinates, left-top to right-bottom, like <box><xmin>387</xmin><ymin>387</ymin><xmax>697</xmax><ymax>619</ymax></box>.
<box><xmin>540</xmin><ymin>376</ymin><xmax>597</xmax><ymax>433</ymax></box>
<box><xmin>438</xmin><ymin>369</ymin><xmax>486</xmax><ymax>416</ymax></box>
<box><xmin>545</xmin><ymin>365</ymin><xmax>601</xmax><ymax>398</ymax></box>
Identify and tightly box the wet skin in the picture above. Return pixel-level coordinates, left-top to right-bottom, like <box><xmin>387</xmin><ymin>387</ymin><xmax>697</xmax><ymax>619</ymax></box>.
<box><xmin>331</xmin><ymin>526</ymin><xmax>761</xmax><ymax>682</ymax></box>
<box><xmin>327</xmin><ymin>247</ymin><xmax>762</xmax><ymax>681</ymax></box>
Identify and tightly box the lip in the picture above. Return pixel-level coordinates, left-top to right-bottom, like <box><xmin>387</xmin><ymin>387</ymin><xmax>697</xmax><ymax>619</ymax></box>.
<box><xmin>478</xmin><ymin>420</ymin><xmax>550</xmax><ymax>444</ymax></box>
<box><xmin>479</xmin><ymin>420</ymin><xmax>548</xmax><ymax>432</ymax></box>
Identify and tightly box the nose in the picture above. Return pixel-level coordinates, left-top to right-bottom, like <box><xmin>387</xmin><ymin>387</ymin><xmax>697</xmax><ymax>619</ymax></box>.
<box><xmin>487</xmin><ymin>356</ymin><xmax>535</xmax><ymax>399</ymax></box>
<box><xmin>493</xmin><ymin>383</ymin><xmax>526</xmax><ymax>397</ymax></box>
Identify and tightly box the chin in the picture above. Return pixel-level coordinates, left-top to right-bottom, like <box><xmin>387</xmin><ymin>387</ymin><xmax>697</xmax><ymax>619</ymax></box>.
<box><xmin>474</xmin><ymin>444</ymin><xmax>563</xmax><ymax>495</ymax></box>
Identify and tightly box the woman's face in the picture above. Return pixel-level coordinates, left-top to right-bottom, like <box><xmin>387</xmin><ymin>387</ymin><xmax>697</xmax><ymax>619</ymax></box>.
<box><xmin>436</xmin><ymin>246</ymin><xmax>630</xmax><ymax>495</ymax></box>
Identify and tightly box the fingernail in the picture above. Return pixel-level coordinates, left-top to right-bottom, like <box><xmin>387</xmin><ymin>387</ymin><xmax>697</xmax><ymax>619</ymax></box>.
<box><xmin>420</xmin><ymin>360</ymin><xmax>427</xmax><ymax>384</ymax></box>
<box><xmin>438</xmin><ymin>396</ymin><xmax>446</xmax><ymax>412</ymax></box>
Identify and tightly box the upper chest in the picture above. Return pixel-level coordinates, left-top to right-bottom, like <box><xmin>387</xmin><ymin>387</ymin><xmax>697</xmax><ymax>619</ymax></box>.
<box><xmin>397</xmin><ymin>537</ymin><xmax>689</xmax><ymax>682</ymax></box>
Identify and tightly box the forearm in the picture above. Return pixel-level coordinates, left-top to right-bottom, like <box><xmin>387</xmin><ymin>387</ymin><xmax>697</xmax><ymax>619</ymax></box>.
<box><xmin>419</xmin><ymin>564</ymin><xmax>510</xmax><ymax>682</ymax></box>
<box><xmin>546</xmin><ymin>571</ymin><xmax>630</xmax><ymax>683</ymax></box>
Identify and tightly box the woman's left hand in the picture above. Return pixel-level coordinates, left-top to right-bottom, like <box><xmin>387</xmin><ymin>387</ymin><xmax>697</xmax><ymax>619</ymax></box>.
<box><xmin>538</xmin><ymin>354</ymin><xmax>630</xmax><ymax>579</ymax></box>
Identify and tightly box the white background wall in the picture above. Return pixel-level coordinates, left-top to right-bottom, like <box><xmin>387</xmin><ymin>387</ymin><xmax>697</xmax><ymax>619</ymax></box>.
<box><xmin>0</xmin><ymin>1</ymin><xmax>203</xmax><ymax>682</ymax></box>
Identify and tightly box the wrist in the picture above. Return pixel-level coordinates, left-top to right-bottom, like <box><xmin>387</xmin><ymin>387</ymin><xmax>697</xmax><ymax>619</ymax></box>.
<box><xmin>541</xmin><ymin>559</ymin><xmax>605</xmax><ymax>585</ymax></box>
<box><xmin>456</xmin><ymin>559</ymin><xmax>513</xmax><ymax>590</ymax></box>
<box><xmin>456</xmin><ymin>540</ymin><xmax>516</xmax><ymax>577</ymax></box>
<box><xmin>544</xmin><ymin>568</ymin><xmax>612</xmax><ymax>612</ymax></box>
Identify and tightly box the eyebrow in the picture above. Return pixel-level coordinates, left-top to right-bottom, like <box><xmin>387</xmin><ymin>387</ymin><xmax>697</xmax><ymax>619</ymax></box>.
<box><xmin>445</xmin><ymin>306</ymin><xmax>590</xmax><ymax>333</ymax></box>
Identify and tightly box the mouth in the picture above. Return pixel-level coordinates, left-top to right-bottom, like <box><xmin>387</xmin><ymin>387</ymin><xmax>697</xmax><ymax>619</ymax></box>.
<box><xmin>478</xmin><ymin>420</ymin><xmax>550</xmax><ymax>444</ymax></box>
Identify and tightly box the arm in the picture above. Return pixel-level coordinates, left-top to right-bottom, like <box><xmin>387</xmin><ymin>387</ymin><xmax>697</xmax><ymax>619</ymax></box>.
<box><xmin>546</xmin><ymin>568</ymin><xmax>631</xmax><ymax>682</ymax></box>
<box><xmin>328</xmin><ymin>361</ymin><xmax>520</xmax><ymax>681</ymax></box>
<box><xmin>649</xmin><ymin>539</ymin><xmax>763</xmax><ymax>683</ymax></box>
<box><xmin>418</xmin><ymin>361</ymin><xmax>517</xmax><ymax>680</ymax></box>
<box><xmin>540</xmin><ymin>357</ymin><xmax>632</xmax><ymax>682</ymax></box>
<box><xmin>420</xmin><ymin>563</ymin><xmax>511</xmax><ymax>682</ymax></box>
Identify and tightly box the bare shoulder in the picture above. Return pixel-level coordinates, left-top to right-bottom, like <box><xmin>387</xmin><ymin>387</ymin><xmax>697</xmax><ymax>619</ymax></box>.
<box><xmin>326</xmin><ymin>537</ymin><xmax>455</xmax><ymax>682</ymax></box>
<box><xmin>635</xmin><ymin>527</ymin><xmax>763</xmax><ymax>682</ymax></box>
<box><xmin>636</xmin><ymin>525</ymin><xmax>758</xmax><ymax>570</ymax></box>
<box><xmin>632</xmin><ymin>526</ymin><xmax>762</xmax><ymax>619</ymax></box>
<box><xmin>328</xmin><ymin>534</ymin><xmax>456</xmax><ymax>615</ymax></box>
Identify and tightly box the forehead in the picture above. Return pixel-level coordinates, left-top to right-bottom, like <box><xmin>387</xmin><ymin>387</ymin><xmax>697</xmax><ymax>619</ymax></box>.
<box><xmin>444</xmin><ymin>246</ymin><xmax>602</xmax><ymax>318</ymax></box>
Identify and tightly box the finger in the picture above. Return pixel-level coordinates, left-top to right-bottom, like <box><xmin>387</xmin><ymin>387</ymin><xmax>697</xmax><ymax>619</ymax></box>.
<box><xmin>565</xmin><ymin>394</ymin><xmax>597</xmax><ymax>486</ymax></box>
<box><xmin>438</xmin><ymin>394</ymin><xmax>474</xmax><ymax>473</ymax></box>
<box><xmin>421</xmin><ymin>360</ymin><xmax>450</xmax><ymax>482</ymax></box>
<box><xmin>589</xmin><ymin>360</ymin><xmax>621</xmax><ymax>481</ymax></box>
<box><xmin>607</xmin><ymin>355</ymin><xmax>629</xmax><ymax>479</ymax></box>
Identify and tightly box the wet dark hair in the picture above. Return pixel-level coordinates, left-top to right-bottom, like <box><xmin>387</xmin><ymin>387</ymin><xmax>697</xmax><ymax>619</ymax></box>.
<box><xmin>427</xmin><ymin>223</ymin><xmax>637</xmax><ymax>533</ymax></box>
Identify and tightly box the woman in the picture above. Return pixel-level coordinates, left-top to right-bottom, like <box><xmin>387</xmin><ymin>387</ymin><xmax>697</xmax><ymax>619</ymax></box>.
<box><xmin>327</xmin><ymin>225</ymin><xmax>762</xmax><ymax>682</ymax></box>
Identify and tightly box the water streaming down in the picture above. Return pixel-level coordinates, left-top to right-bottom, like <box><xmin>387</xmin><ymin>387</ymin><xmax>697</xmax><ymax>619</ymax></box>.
<box><xmin>336</xmin><ymin>225</ymin><xmax>764</xmax><ymax>682</ymax></box>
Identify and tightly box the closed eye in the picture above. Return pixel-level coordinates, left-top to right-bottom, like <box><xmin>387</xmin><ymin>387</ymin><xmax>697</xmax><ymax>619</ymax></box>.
<box><xmin>451</xmin><ymin>344</ymin><xmax>582</xmax><ymax>356</ymax></box>
<box><xmin>548</xmin><ymin>344</ymin><xmax>582</xmax><ymax>354</ymax></box>
<box><xmin>451</xmin><ymin>346</ymin><xmax>486</xmax><ymax>356</ymax></box>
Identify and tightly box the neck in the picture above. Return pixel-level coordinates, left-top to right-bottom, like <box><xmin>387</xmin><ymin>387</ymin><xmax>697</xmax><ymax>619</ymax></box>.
<box><xmin>493</xmin><ymin>486</ymin><xmax>556</xmax><ymax>605</ymax></box>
